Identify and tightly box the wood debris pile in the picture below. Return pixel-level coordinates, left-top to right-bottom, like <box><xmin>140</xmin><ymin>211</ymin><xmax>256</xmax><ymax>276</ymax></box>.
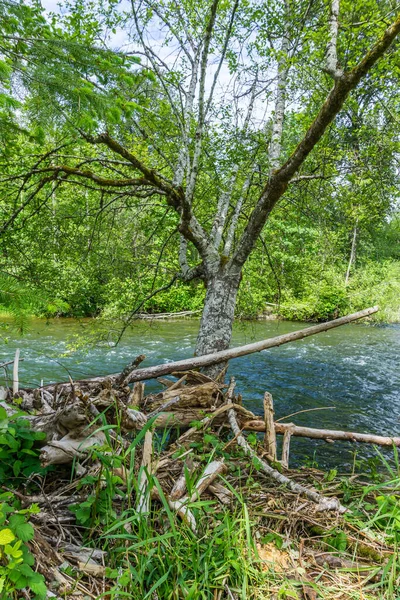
<box><xmin>1</xmin><ymin>364</ymin><xmax>396</xmax><ymax>598</ymax></box>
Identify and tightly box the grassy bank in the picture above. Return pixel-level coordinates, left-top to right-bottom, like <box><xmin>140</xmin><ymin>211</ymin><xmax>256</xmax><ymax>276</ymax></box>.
<box><xmin>1</xmin><ymin>397</ymin><xmax>400</xmax><ymax>599</ymax></box>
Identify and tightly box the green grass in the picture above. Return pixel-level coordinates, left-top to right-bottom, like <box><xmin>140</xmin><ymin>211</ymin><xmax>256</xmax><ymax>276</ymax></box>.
<box><xmin>2</xmin><ymin>406</ymin><xmax>400</xmax><ymax>598</ymax></box>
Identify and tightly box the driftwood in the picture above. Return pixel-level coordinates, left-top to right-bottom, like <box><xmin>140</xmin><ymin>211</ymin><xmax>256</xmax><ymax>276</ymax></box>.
<box><xmin>2</xmin><ymin>305</ymin><xmax>394</xmax><ymax>518</ymax></box>
<box><xmin>134</xmin><ymin>309</ymin><xmax>201</xmax><ymax>320</ymax></box>
<box><xmin>281</xmin><ymin>428</ymin><xmax>293</xmax><ymax>469</ymax></box>
<box><xmin>116</xmin><ymin>354</ymin><xmax>146</xmax><ymax>386</ymax></box>
<box><xmin>209</xmin><ymin>482</ymin><xmax>233</xmax><ymax>505</ymax></box>
<box><xmin>3</xmin><ymin>305</ymin><xmax>397</xmax><ymax>596</ymax></box>
<box><xmin>40</xmin><ymin>431</ymin><xmax>106</xmax><ymax>467</ymax></box>
<box><xmin>244</xmin><ymin>420</ymin><xmax>400</xmax><ymax>447</ymax></box>
<box><xmin>136</xmin><ymin>430</ymin><xmax>153</xmax><ymax>514</ymax></box>
<box><xmin>263</xmin><ymin>392</ymin><xmax>276</xmax><ymax>459</ymax></box>
<box><xmin>153</xmin><ymin>403</ymin><xmax>255</xmax><ymax>430</ymax></box>
<box><xmin>13</xmin><ymin>348</ymin><xmax>20</xmax><ymax>395</ymax></box>
<box><xmin>226</xmin><ymin>378</ymin><xmax>346</xmax><ymax>513</ymax></box>
<box><xmin>169</xmin><ymin>456</ymin><xmax>198</xmax><ymax>501</ymax></box>
<box><xmin>168</xmin><ymin>460</ymin><xmax>226</xmax><ymax>532</ymax></box>
<box><xmin>145</xmin><ymin>381</ymin><xmax>222</xmax><ymax>411</ymax></box>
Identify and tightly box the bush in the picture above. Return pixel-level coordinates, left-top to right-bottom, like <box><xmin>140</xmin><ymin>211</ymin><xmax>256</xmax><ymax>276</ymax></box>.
<box><xmin>0</xmin><ymin>407</ymin><xmax>47</xmax><ymax>483</ymax></box>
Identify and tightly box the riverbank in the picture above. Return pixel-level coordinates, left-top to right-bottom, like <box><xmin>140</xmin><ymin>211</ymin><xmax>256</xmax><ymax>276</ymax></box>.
<box><xmin>1</xmin><ymin>315</ymin><xmax>399</xmax><ymax>470</ymax></box>
<box><xmin>1</xmin><ymin>366</ymin><xmax>399</xmax><ymax>599</ymax></box>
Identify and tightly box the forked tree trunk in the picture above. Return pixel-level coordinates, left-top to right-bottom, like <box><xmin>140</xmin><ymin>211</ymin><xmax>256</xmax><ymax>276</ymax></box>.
<box><xmin>195</xmin><ymin>269</ymin><xmax>241</xmax><ymax>376</ymax></box>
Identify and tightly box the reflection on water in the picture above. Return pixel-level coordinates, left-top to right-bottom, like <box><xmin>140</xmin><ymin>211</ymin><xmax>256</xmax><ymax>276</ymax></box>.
<box><xmin>1</xmin><ymin>317</ymin><xmax>399</xmax><ymax>469</ymax></box>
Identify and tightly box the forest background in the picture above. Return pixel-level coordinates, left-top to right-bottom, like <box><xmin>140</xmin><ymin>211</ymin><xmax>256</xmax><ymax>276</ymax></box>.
<box><xmin>0</xmin><ymin>0</ymin><xmax>399</xmax><ymax>341</ymax></box>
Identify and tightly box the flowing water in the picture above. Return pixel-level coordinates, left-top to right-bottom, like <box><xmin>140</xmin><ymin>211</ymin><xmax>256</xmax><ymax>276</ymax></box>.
<box><xmin>1</xmin><ymin>317</ymin><xmax>399</xmax><ymax>470</ymax></box>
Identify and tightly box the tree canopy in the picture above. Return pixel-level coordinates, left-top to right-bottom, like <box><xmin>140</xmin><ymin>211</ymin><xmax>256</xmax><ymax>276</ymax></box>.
<box><xmin>0</xmin><ymin>0</ymin><xmax>399</xmax><ymax>340</ymax></box>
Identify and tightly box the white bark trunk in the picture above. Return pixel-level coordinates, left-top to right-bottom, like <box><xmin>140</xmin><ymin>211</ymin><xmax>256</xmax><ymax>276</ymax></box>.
<box><xmin>325</xmin><ymin>0</ymin><xmax>343</xmax><ymax>79</ymax></box>
<box><xmin>269</xmin><ymin>21</ymin><xmax>290</xmax><ymax>172</ymax></box>
<box><xmin>345</xmin><ymin>221</ymin><xmax>358</xmax><ymax>285</ymax></box>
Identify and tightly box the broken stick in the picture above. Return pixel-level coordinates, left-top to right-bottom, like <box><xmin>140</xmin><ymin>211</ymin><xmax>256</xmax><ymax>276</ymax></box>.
<box><xmin>263</xmin><ymin>392</ymin><xmax>276</xmax><ymax>460</ymax></box>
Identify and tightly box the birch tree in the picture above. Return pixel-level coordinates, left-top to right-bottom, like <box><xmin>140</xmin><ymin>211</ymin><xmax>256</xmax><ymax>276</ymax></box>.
<box><xmin>1</xmin><ymin>0</ymin><xmax>400</xmax><ymax>367</ymax></box>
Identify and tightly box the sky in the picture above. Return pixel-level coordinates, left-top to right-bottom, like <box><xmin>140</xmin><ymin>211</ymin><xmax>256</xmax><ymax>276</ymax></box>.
<box><xmin>39</xmin><ymin>0</ymin><xmax>273</xmax><ymax>129</ymax></box>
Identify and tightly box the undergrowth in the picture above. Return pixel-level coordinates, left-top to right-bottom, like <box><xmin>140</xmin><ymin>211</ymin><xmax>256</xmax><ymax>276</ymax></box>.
<box><xmin>1</xmin><ymin>412</ymin><xmax>400</xmax><ymax>599</ymax></box>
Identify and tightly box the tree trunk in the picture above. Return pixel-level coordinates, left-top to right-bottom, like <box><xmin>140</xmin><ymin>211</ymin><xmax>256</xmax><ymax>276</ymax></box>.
<box><xmin>345</xmin><ymin>220</ymin><xmax>358</xmax><ymax>285</ymax></box>
<box><xmin>195</xmin><ymin>270</ymin><xmax>241</xmax><ymax>376</ymax></box>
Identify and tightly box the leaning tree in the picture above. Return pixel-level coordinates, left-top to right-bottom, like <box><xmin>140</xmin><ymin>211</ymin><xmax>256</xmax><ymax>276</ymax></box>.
<box><xmin>1</xmin><ymin>0</ymin><xmax>400</xmax><ymax>370</ymax></box>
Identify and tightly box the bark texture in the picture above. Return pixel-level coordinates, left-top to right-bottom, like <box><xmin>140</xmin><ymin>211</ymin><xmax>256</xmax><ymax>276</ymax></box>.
<box><xmin>195</xmin><ymin>271</ymin><xmax>241</xmax><ymax>377</ymax></box>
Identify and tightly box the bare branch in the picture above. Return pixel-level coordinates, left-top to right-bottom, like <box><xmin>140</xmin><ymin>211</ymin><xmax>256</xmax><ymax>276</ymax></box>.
<box><xmin>114</xmin><ymin>274</ymin><xmax>179</xmax><ymax>346</ymax></box>
<box><xmin>210</xmin><ymin>73</ymin><xmax>258</xmax><ymax>250</ymax></box>
<box><xmin>142</xmin><ymin>1</ymin><xmax>194</xmax><ymax>64</ymax></box>
<box><xmin>223</xmin><ymin>171</ymin><xmax>252</xmax><ymax>256</ymax></box>
<box><xmin>0</xmin><ymin>175</ymin><xmax>56</xmax><ymax>235</ymax></box>
<box><xmin>185</xmin><ymin>0</ymin><xmax>219</xmax><ymax>205</ymax></box>
<box><xmin>130</xmin><ymin>1</ymin><xmax>185</xmax><ymax>130</ymax></box>
<box><xmin>173</xmin><ymin>50</ymin><xmax>201</xmax><ymax>187</ymax></box>
<box><xmin>210</xmin><ymin>170</ymin><xmax>238</xmax><ymax>249</ymax></box>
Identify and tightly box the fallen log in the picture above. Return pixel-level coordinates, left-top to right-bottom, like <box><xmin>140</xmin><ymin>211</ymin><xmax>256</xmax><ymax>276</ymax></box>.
<box><xmin>30</xmin><ymin>306</ymin><xmax>378</xmax><ymax>391</ymax></box>
<box><xmin>153</xmin><ymin>403</ymin><xmax>255</xmax><ymax>429</ymax></box>
<box><xmin>125</xmin><ymin>306</ymin><xmax>379</xmax><ymax>382</ymax></box>
<box><xmin>243</xmin><ymin>420</ymin><xmax>400</xmax><ymax>447</ymax></box>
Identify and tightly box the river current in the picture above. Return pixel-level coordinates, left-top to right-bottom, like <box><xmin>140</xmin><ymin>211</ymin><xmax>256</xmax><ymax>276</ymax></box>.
<box><xmin>1</xmin><ymin>318</ymin><xmax>399</xmax><ymax>470</ymax></box>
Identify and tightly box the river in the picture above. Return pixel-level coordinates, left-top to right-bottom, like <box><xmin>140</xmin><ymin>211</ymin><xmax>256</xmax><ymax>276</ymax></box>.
<box><xmin>1</xmin><ymin>317</ymin><xmax>399</xmax><ymax>470</ymax></box>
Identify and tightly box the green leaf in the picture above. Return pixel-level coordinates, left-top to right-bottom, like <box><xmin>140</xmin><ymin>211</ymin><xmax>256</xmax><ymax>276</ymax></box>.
<box><xmin>9</xmin><ymin>517</ymin><xmax>34</xmax><ymax>542</ymax></box>
<box><xmin>13</xmin><ymin>460</ymin><xmax>22</xmax><ymax>477</ymax></box>
<box><xmin>0</xmin><ymin>528</ymin><xmax>15</xmax><ymax>545</ymax></box>
<box><xmin>29</xmin><ymin>577</ymin><xmax>48</xmax><ymax>599</ymax></box>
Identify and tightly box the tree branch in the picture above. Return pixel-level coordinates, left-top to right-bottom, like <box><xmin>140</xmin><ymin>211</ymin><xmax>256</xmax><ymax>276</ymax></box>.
<box><xmin>324</xmin><ymin>0</ymin><xmax>344</xmax><ymax>79</ymax></box>
<box><xmin>185</xmin><ymin>0</ymin><xmax>219</xmax><ymax>205</ymax></box>
<box><xmin>232</xmin><ymin>12</ymin><xmax>400</xmax><ymax>269</ymax></box>
<box><xmin>204</xmin><ymin>0</ymin><xmax>239</xmax><ymax>117</ymax></box>
<box><xmin>35</xmin><ymin>165</ymin><xmax>151</xmax><ymax>188</ymax></box>
<box><xmin>210</xmin><ymin>73</ymin><xmax>258</xmax><ymax>250</ymax></box>
<box><xmin>269</xmin><ymin>4</ymin><xmax>290</xmax><ymax>173</ymax></box>
<box><xmin>88</xmin><ymin>132</ymin><xmax>184</xmax><ymax>208</ymax></box>
<box><xmin>0</xmin><ymin>175</ymin><xmax>56</xmax><ymax>235</ymax></box>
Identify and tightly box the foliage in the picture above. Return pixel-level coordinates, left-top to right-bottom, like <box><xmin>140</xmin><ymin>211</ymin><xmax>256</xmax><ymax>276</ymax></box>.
<box><xmin>0</xmin><ymin>275</ymin><xmax>46</xmax><ymax>334</ymax></box>
<box><xmin>0</xmin><ymin>493</ymin><xmax>47</xmax><ymax>600</ymax></box>
<box><xmin>0</xmin><ymin>0</ymin><xmax>399</xmax><ymax>338</ymax></box>
<box><xmin>0</xmin><ymin>407</ymin><xmax>47</xmax><ymax>483</ymax></box>
<box><xmin>102</xmin><ymin>503</ymin><xmax>262</xmax><ymax>600</ymax></box>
